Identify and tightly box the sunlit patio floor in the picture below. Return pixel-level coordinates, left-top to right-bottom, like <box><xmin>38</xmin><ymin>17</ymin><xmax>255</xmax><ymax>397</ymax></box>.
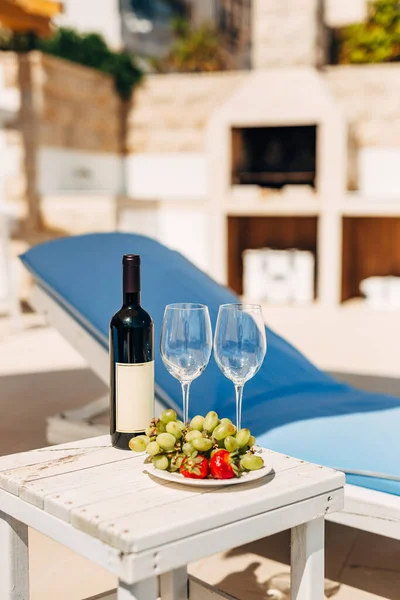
<box><xmin>0</xmin><ymin>313</ymin><xmax>399</xmax><ymax>600</ymax></box>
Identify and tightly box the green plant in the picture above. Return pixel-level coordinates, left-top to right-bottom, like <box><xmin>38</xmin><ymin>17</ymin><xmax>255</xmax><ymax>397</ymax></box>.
<box><xmin>0</xmin><ymin>27</ymin><xmax>143</xmax><ymax>99</ymax></box>
<box><xmin>152</xmin><ymin>20</ymin><xmax>229</xmax><ymax>73</ymax></box>
<box><xmin>338</xmin><ymin>0</ymin><xmax>400</xmax><ymax>64</ymax></box>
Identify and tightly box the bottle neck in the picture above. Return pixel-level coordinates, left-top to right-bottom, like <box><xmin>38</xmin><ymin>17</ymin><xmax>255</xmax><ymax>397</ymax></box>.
<box><xmin>123</xmin><ymin>263</ymin><xmax>140</xmax><ymax>306</ymax></box>
<box><xmin>123</xmin><ymin>291</ymin><xmax>141</xmax><ymax>306</ymax></box>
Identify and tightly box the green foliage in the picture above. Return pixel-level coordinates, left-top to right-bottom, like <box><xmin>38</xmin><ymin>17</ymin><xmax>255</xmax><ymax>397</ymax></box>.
<box><xmin>0</xmin><ymin>27</ymin><xmax>143</xmax><ymax>99</ymax></box>
<box><xmin>152</xmin><ymin>20</ymin><xmax>229</xmax><ymax>73</ymax></box>
<box><xmin>338</xmin><ymin>0</ymin><xmax>400</xmax><ymax>64</ymax></box>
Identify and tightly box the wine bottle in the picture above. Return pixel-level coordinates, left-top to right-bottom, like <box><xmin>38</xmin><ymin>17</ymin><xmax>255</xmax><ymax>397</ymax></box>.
<box><xmin>110</xmin><ymin>254</ymin><xmax>154</xmax><ymax>450</ymax></box>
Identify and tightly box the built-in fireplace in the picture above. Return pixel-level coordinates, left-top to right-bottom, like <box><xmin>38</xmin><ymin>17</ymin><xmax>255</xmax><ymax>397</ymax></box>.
<box><xmin>231</xmin><ymin>125</ymin><xmax>317</xmax><ymax>188</ymax></box>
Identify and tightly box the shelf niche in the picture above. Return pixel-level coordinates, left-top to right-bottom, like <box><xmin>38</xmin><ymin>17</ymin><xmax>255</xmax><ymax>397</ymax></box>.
<box><xmin>231</xmin><ymin>125</ymin><xmax>317</xmax><ymax>189</ymax></box>
<box><xmin>342</xmin><ymin>217</ymin><xmax>400</xmax><ymax>302</ymax></box>
<box><xmin>227</xmin><ymin>216</ymin><xmax>318</xmax><ymax>296</ymax></box>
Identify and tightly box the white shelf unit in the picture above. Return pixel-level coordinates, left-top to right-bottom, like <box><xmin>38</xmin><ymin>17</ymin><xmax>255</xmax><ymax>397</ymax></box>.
<box><xmin>341</xmin><ymin>195</ymin><xmax>400</xmax><ymax>217</ymax></box>
<box><xmin>215</xmin><ymin>191</ymin><xmax>400</xmax><ymax>307</ymax></box>
<box><xmin>206</xmin><ymin>70</ymin><xmax>347</xmax><ymax>306</ymax></box>
<box><xmin>211</xmin><ymin>191</ymin><xmax>343</xmax><ymax>306</ymax></box>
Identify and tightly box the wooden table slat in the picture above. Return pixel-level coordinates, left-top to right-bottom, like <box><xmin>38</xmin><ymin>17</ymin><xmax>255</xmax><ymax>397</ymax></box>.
<box><xmin>0</xmin><ymin>439</ymin><xmax>345</xmax><ymax>554</ymax></box>
<box><xmin>20</xmin><ymin>454</ymin><xmax>144</xmax><ymax>509</ymax></box>
<box><xmin>95</xmin><ymin>465</ymin><xmax>344</xmax><ymax>552</ymax></box>
<box><xmin>0</xmin><ymin>436</ymin><xmax>109</xmax><ymax>475</ymax></box>
<box><xmin>0</xmin><ymin>444</ymin><xmax>129</xmax><ymax>495</ymax></box>
<box><xmin>65</xmin><ymin>455</ymin><xmax>305</xmax><ymax>532</ymax></box>
<box><xmin>19</xmin><ymin>450</ymin><xmax>302</xmax><ymax>516</ymax></box>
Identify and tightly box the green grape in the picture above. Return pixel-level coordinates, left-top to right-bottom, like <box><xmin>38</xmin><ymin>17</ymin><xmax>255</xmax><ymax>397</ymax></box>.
<box><xmin>175</xmin><ymin>454</ymin><xmax>184</xmax><ymax>469</ymax></box>
<box><xmin>210</xmin><ymin>448</ymin><xmax>219</xmax><ymax>458</ymax></box>
<box><xmin>224</xmin><ymin>435</ymin><xmax>239</xmax><ymax>452</ymax></box>
<box><xmin>190</xmin><ymin>415</ymin><xmax>205</xmax><ymax>431</ymax></box>
<box><xmin>240</xmin><ymin>454</ymin><xmax>264</xmax><ymax>471</ymax></box>
<box><xmin>146</xmin><ymin>441</ymin><xmax>160</xmax><ymax>456</ymax></box>
<box><xmin>220</xmin><ymin>418</ymin><xmax>236</xmax><ymax>433</ymax></box>
<box><xmin>182</xmin><ymin>442</ymin><xmax>194</xmax><ymax>456</ymax></box>
<box><xmin>248</xmin><ymin>435</ymin><xmax>256</xmax><ymax>448</ymax></box>
<box><xmin>212</xmin><ymin>422</ymin><xmax>236</xmax><ymax>441</ymax></box>
<box><xmin>192</xmin><ymin>437</ymin><xmax>213</xmax><ymax>452</ymax></box>
<box><xmin>176</xmin><ymin>420</ymin><xmax>186</xmax><ymax>431</ymax></box>
<box><xmin>156</xmin><ymin>420</ymin><xmax>166</xmax><ymax>433</ymax></box>
<box><xmin>166</xmin><ymin>421</ymin><xmax>183</xmax><ymax>439</ymax></box>
<box><xmin>145</xmin><ymin>425</ymin><xmax>157</xmax><ymax>437</ymax></box>
<box><xmin>168</xmin><ymin>458</ymin><xmax>179</xmax><ymax>472</ymax></box>
<box><xmin>156</xmin><ymin>432</ymin><xmax>176</xmax><ymax>451</ymax></box>
<box><xmin>169</xmin><ymin>454</ymin><xmax>185</xmax><ymax>472</ymax></box>
<box><xmin>204</xmin><ymin>411</ymin><xmax>219</xmax><ymax>432</ymax></box>
<box><xmin>185</xmin><ymin>430</ymin><xmax>202</xmax><ymax>442</ymax></box>
<box><xmin>236</xmin><ymin>428</ymin><xmax>251</xmax><ymax>448</ymax></box>
<box><xmin>160</xmin><ymin>409</ymin><xmax>177</xmax><ymax>424</ymax></box>
<box><xmin>153</xmin><ymin>454</ymin><xmax>169</xmax><ymax>470</ymax></box>
<box><xmin>128</xmin><ymin>435</ymin><xmax>150</xmax><ymax>452</ymax></box>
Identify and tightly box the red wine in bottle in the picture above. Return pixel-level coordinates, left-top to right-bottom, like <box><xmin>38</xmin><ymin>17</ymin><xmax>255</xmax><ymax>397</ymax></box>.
<box><xmin>110</xmin><ymin>254</ymin><xmax>154</xmax><ymax>450</ymax></box>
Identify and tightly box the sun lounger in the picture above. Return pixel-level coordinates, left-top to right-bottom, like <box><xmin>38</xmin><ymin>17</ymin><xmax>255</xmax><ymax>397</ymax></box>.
<box><xmin>20</xmin><ymin>232</ymin><xmax>400</xmax><ymax>539</ymax></box>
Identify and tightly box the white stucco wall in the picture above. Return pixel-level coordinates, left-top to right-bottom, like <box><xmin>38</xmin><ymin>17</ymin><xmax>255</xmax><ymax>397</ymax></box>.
<box><xmin>37</xmin><ymin>148</ymin><xmax>124</xmax><ymax>194</ymax></box>
<box><xmin>359</xmin><ymin>148</ymin><xmax>400</xmax><ymax>199</ymax></box>
<box><xmin>119</xmin><ymin>201</ymin><xmax>210</xmax><ymax>272</ymax></box>
<box><xmin>56</xmin><ymin>0</ymin><xmax>123</xmax><ymax>49</ymax></box>
<box><xmin>125</xmin><ymin>154</ymin><xmax>208</xmax><ymax>200</ymax></box>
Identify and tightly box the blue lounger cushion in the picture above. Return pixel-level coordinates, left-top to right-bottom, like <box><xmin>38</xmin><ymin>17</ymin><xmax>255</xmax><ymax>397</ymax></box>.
<box><xmin>20</xmin><ymin>232</ymin><xmax>400</xmax><ymax>495</ymax></box>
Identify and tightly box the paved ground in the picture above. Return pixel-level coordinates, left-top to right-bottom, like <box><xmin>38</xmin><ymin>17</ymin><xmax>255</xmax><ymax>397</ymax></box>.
<box><xmin>0</xmin><ymin>312</ymin><xmax>399</xmax><ymax>599</ymax></box>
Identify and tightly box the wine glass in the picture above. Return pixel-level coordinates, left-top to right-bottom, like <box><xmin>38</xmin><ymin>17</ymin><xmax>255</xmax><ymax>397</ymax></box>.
<box><xmin>160</xmin><ymin>303</ymin><xmax>212</xmax><ymax>424</ymax></box>
<box><xmin>214</xmin><ymin>304</ymin><xmax>267</xmax><ymax>430</ymax></box>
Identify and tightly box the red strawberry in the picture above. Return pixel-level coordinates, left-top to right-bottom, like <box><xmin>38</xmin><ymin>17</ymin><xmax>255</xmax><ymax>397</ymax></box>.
<box><xmin>180</xmin><ymin>455</ymin><xmax>209</xmax><ymax>479</ymax></box>
<box><xmin>210</xmin><ymin>449</ymin><xmax>240</xmax><ymax>479</ymax></box>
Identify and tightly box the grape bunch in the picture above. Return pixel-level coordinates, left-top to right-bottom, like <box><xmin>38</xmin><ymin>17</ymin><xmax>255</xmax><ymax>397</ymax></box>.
<box><xmin>129</xmin><ymin>409</ymin><xmax>264</xmax><ymax>479</ymax></box>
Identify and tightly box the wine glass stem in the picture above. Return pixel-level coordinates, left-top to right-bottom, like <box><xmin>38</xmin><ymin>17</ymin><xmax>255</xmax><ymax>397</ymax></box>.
<box><xmin>181</xmin><ymin>381</ymin><xmax>191</xmax><ymax>425</ymax></box>
<box><xmin>235</xmin><ymin>384</ymin><xmax>244</xmax><ymax>430</ymax></box>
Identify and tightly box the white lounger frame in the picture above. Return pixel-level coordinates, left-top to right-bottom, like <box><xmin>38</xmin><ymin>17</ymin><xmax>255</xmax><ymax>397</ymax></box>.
<box><xmin>30</xmin><ymin>283</ymin><xmax>400</xmax><ymax>541</ymax></box>
<box><xmin>31</xmin><ymin>284</ymin><xmax>166</xmax><ymax>443</ymax></box>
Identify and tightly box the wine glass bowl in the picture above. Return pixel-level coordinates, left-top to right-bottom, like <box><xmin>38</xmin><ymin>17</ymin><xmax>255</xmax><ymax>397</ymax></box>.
<box><xmin>160</xmin><ymin>303</ymin><xmax>212</xmax><ymax>423</ymax></box>
<box><xmin>214</xmin><ymin>303</ymin><xmax>267</xmax><ymax>429</ymax></box>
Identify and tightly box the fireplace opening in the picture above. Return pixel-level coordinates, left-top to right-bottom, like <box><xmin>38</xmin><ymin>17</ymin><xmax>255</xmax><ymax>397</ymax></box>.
<box><xmin>231</xmin><ymin>125</ymin><xmax>317</xmax><ymax>188</ymax></box>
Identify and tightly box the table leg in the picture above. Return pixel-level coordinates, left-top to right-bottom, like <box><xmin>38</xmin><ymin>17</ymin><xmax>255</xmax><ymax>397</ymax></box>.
<box><xmin>160</xmin><ymin>567</ymin><xmax>188</xmax><ymax>600</ymax></box>
<box><xmin>0</xmin><ymin>511</ymin><xmax>29</xmax><ymax>600</ymax></box>
<box><xmin>290</xmin><ymin>517</ymin><xmax>324</xmax><ymax>600</ymax></box>
<box><xmin>118</xmin><ymin>577</ymin><xmax>158</xmax><ymax>600</ymax></box>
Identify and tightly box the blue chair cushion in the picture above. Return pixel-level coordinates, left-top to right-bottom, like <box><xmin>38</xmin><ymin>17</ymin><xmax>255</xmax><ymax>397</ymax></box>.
<box><xmin>20</xmin><ymin>232</ymin><xmax>400</xmax><ymax>495</ymax></box>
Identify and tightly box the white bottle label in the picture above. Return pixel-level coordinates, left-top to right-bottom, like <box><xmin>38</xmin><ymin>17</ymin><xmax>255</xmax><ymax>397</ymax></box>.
<box><xmin>116</xmin><ymin>361</ymin><xmax>154</xmax><ymax>433</ymax></box>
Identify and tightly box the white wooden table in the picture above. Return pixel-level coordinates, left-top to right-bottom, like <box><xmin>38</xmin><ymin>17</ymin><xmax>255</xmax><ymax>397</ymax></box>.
<box><xmin>0</xmin><ymin>436</ymin><xmax>345</xmax><ymax>600</ymax></box>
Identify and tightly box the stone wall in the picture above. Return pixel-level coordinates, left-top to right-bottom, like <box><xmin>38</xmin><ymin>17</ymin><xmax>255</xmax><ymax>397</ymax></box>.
<box><xmin>27</xmin><ymin>52</ymin><xmax>123</xmax><ymax>154</ymax></box>
<box><xmin>127</xmin><ymin>71</ymin><xmax>245</xmax><ymax>153</ymax></box>
<box><xmin>1</xmin><ymin>52</ymin><xmax>125</xmax><ymax>231</ymax></box>
<box><xmin>3</xmin><ymin>52</ymin><xmax>123</xmax><ymax>181</ymax></box>
<box><xmin>252</xmin><ymin>0</ymin><xmax>327</xmax><ymax>69</ymax></box>
<box><xmin>325</xmin><ymin>65</ymin><xmax>400</xmax><ymax>148</ymax></box>
<box><xmin>3</xmin><ymin>51</ymin><xmax>400</xmax><ymax>238</ymax></box>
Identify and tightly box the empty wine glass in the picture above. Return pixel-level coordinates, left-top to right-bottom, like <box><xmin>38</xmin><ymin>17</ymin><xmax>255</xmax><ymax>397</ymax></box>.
<box><xmin>214</xmin><ymin>304</ymin><xmax>267</xmax><ymax>430</ymax></box>
<box><xmin>160</xmin><ymin>303</ymin><xmax>212</xmax><ymax>424</ymax></box>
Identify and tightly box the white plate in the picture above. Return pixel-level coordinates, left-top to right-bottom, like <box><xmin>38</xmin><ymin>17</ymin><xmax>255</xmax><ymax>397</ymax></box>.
<box><xmin>146</xmin><ymin>454</ymin><xmax>273</xmax><ymax>487</ymax></box>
